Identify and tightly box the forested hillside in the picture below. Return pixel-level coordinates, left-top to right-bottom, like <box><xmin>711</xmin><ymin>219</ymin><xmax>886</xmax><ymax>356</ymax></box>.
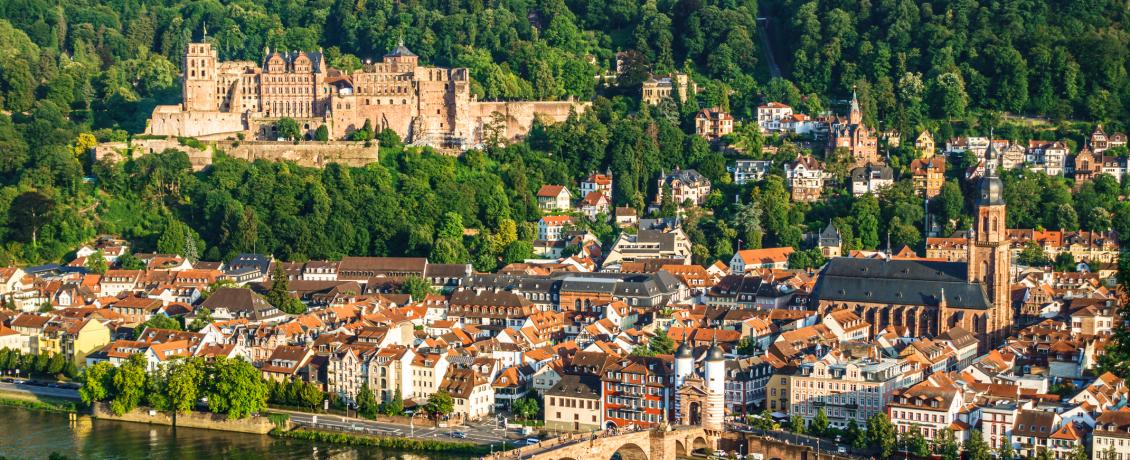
<box><xmin>0</xmin><ymin>0</ymin><xmax>1127</xmax><ymax>267</ymax></box>
<box><xmin>766</xmin><ymin>0</ymin><xmax>1130</xmax><ymax>127</ymax></box>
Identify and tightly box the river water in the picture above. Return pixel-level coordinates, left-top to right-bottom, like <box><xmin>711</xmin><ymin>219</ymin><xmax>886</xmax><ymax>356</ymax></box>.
<box><xmin>0</xmin><ymin>406</ymin><xmax>475</xmax><ymax>460</ymax></box>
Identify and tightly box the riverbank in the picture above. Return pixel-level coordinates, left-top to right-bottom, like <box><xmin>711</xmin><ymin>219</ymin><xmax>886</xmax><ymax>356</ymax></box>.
<box><xmin>1</xmin><ymin>384</ymin><xmax>505</xmax><ymax>456</ymax></box>
<box><xmin>270</xmin><ymin>428</ymin><xmax>493</xmax><ymax>455</ymax></box>
<box><xmin>0</xmin><ymin>405</ymin><xmax>478</xmax><ymax>459</ymax></box>
<box><xmin>90</xmin><ymin>402</ymin><xmax>277</xmax><ymax>434</ymax></box>
<box><xmin>0</xmin><ymin>394</ymin><xmax>78</xmax><ymax>413</ymax></box>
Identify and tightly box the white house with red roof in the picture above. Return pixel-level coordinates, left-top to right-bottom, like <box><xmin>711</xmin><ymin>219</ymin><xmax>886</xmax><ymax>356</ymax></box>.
<box><xmin>757</xmin><ymin>102</ymin><xmax>794</xmax><ymax>132</ymax></box>
<box><xmin>580</xmin><ymin>172</ymin><xmax>612</xmax><ymax>197</ymax></box>
<box><xmin>578</xmin><ymin>191</ymin><xmax>610</xmax><ymax>221</ymax></box>
<box><xmin>538</xmin><ymin>215</ymin><xmax>574</xmax><ymax>242</ymax></box>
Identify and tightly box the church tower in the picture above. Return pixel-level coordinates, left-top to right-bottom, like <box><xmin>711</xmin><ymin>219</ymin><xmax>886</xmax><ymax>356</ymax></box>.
<box><xmin>966</xmin><ymin>143</ymin><xmax>1012</xmax><ymax>348</ymax></box>
<box><xmin>848</xmin><ymin>89</ymin><xmax>862</xmax><ymax>126</ymax></box>
<box><xmin>183</xmin><ymin>37</ymin><xmax>218</xmax><ymax>112</ymax></box>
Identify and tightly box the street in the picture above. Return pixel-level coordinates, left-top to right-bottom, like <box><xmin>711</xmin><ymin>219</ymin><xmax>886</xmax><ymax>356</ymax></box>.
<box><xmin>283</xmin><ymin>410</ymin><xmax>525</xmax><ymax>447</ymax></box>
<box><xmin>0</xmin><ymin>381</ymin><xmax>81</xmax><ymax>400</ymax></box>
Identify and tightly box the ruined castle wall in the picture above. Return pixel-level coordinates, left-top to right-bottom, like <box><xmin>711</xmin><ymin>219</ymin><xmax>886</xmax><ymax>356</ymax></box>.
<box><xmin>329</xmin><ymin>95</ymin><xmax>417</xmax><ymax>141</ymax></box>
<box><xmin>470</xmin><ymin>100</ymin><xmax>590</xmax><ymax>142</ymax></box>
<box><xmin>131</xmin><ymin>138</ymin><xmax>213</xmax><ymax>170</ymax></box>
<box><xmin>146</xmin><ymin>106</ymin><xmax>245</xmax><ymax>138</ymax></box>
<box><xmin>92</xmin><ymin>142</ymin><xmax>129</xmax><ymax>164</ymax></box>
<box><xmin>223</xmin><ymin>141</ymin><xmax>379</xmax><ymax>168</ymax></box>
<box><xmin>98</xmin><ymin>138</ymin><xmax>374</xmax><ymax>171</ymax></box>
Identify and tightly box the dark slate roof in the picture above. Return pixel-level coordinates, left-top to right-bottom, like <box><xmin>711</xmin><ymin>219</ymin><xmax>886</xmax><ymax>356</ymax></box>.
<box><xmin>635</xmin><ymin>230</ymin><xmax>678</xmax><ymax>252</ymax></box>
<box><xmin>385</xmin><ymin>43</ymin><xmax>417</xmax><ymax>58</ymax></box>
<box><xmin>639</xmin><ymin>218</ymin><xmax>678</xmax><ymax>232</ymax></box>
<box><xmin>264</xmin><ymin>51</ymin><xmax>325</xmax><ymax>73</ymax></box>
<box><xmin>200</xmin><ymin>287</ymin><xmax>283</xmax><ymax>321</ymax></box>
<box><xmin>812</xmin><ymin>258</ymin><xmax>991</xmax><ymax>310</ymax></box>
<box><xmin>850</xmin><ymin>163</ymin><xmax>894</xmax><ymax>182</ymax></box>
<box><xmin>227</xmin><ymin>253</ymin><xmax>271</xmax><ymax>275</ymax></box>
<box><xmin>424</xmin><ymin>263</ymin><xmax>472</xmax><ymax>279</ymax></box>
<box><xmin>662</xmin><ymin>169</ymin><xmax>707</xmax><ymax>184</ymax></box>
<box><xmin>450</xmin><ymin>289</ymin><xmax>532</xmax><ymax>308</ymax></box>
<box><xmin>820</xmin><ymin>222</ymin><xmax>841</xmax><ymax>240</ymax></box>
<box><xmin>545</xmin><ymin>374</ymin><xmax>601</xmax><ymax>399</ymax></box>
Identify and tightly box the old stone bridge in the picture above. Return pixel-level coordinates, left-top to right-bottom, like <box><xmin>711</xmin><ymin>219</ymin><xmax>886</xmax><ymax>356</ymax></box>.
<box><xmin>487</xmin><ymin>426</ymin><xmax>714</xmax><ymax>460</ymax></box>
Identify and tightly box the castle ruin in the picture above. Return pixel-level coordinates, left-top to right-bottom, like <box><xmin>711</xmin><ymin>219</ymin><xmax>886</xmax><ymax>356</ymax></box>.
<box><xmin>146</xmin><ymin>40</ymin><xmax>589</xmax><ymax>150</ymax></box>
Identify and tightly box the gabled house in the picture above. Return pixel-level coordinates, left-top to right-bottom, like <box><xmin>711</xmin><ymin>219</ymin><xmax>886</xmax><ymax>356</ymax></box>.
<box><xmin>200</xmin><ymin>287</ymin><xmax>286</xmax><ymax>323</ymax></box>
<box><xmin>537</xmin><ymin>185</ymin><xmax>573</xmax><ymax>211</ymax></box>
<box><xmin>655</xmin><ymin>169</ymin><xmax>712</xmax><ymax>207</ymax></box>
<box><xmin>694</xmin><ymin>107</ymin><xmax>734</xmax><ymax>140</ymax></box>
<box><xmin>578</xmin><ymin>192</ymin><xmax>611</xmax><ymax>221</ymax></box>
<box><xmin>850</xmin><ymin>162</ymin><xmax>894</xmax><ymax>196</ymax></box>
<box><xmin>730</xmin><ymin>247</ymin><xmax>795</xmax><ymax>273</ymax></box>
<box><xmin>785</xmin><ymin>155</ymin><xmax>825</xmax><ymax>202</ymax></box>
<box><xmin>910</xmin><ymin>157</ymin><xmax>946</xmax><ymax>198</ymax></box>
<box><xmin>580</xmin><ymin>172</ymin><xmax>612</xmax><ymax>197</ymax></box>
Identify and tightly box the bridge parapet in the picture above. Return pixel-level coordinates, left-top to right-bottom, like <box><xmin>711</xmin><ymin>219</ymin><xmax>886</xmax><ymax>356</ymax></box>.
<box><xmin>488</xmin><ymin>426</ymin><xmax>715</xmax><ymax>460</ymax></box>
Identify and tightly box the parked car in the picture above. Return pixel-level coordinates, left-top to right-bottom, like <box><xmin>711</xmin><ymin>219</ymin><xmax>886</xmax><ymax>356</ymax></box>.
<box><xmin>837</xmin><ymin>446</ymin><xmax>848</xmax><ymax>454</ymax></box>
<box><xmin>449</xmin><ymin>431</ymin><xmax>466</xmax><ymax>439</ymax></box>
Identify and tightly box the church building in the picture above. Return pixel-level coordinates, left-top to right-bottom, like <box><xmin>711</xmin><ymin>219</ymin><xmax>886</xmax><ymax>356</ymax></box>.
<box><xmin>813</xmin><ymin>146</ymin><xmax>1013</xmax><ymax>351</ymax></box>
<box><xmin>829</xmin><ymin>91</ymin><xmax>879</xmax><ymax>166</ymax></box>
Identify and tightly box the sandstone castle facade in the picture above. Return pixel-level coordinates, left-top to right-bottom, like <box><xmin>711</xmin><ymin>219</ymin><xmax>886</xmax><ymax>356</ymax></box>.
<box><xmin>147</xmin><ymin>40</ymin><xmax>588</xmax><ymax>150</ymax></box>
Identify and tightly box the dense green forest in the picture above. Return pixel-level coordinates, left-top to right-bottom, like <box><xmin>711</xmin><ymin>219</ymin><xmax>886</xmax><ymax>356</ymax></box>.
<box><xmin>766</xmin><ymin>0</ymin><xmax>1130</xmax><ymax>127</ymax></box>
<box><xmin>0</xmin><ymin>0</ymin><xmax>1128</xmax><ymax>267</ymax></box>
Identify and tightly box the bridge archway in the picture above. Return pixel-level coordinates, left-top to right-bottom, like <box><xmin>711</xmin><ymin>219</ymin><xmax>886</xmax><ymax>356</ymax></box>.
<box><xmin>609</xmin><ymin>442</ymin><xmax>649</xmax><ymax>460</ymax></box>
<box><xmin>688</xmin><ymin>401</ymin><xmax>702</xmax><ymax>426</ymax></box>
<box><xmin>675</xmin><ymin>440</ymin><xmax>687</xmax><ymax>457</ymax></box>
<box><xmin>690</xmin><ymin>436</ymin><xmax>709</xmax><ymax>457</ymax></box>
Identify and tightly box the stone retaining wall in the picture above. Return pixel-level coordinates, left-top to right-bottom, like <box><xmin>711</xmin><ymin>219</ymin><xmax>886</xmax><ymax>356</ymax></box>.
<box><xmin>93</xmin><ymin>138</ymin><xmax>378</xmax><ymax>171</ymax></box>
<box><xmin>91</xmin><ymin>402</ymin><xmax>275</xmax><ymax>435</ymax></box>
<box><xmin>222</xmin><ymin>140</ymin><xmax>379</xmax><ymax>168</ymax></box>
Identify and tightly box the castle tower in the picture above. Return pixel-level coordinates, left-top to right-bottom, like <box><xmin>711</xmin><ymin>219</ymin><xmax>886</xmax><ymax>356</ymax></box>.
<box><xmin>703</xmin><ymin>341</ymin><xmax>726</xmax><ymax>432</ymax></box>
<box><xmin>385</xmin><ymin>38</ymin><xmax>419</xmax><ymax>73</ymax></box>
<box><xmin>183</xmin><ymin>40</ymin><xmax>218</xmax><ymax>112</ymax></box>
<box><xmin>966</xmin><ymin>142</ymin><xmax>1012</xmax><ymax>349</ymax></box>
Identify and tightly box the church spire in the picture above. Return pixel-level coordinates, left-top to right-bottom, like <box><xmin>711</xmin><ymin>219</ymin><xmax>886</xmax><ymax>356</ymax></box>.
<box><xmin>202</xmin><ymin>21</ymin><xmax>207</xmax><ymax>41</ymax></box>
<box><xmin>849</xmin><ymin>85</ymin><xmax>861</xmax><ymax>125</ymax></box>
<box><xmin>986</xmin><ymin>128</ymin><xmax>998</xmax><ymax>178</ymax></box>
